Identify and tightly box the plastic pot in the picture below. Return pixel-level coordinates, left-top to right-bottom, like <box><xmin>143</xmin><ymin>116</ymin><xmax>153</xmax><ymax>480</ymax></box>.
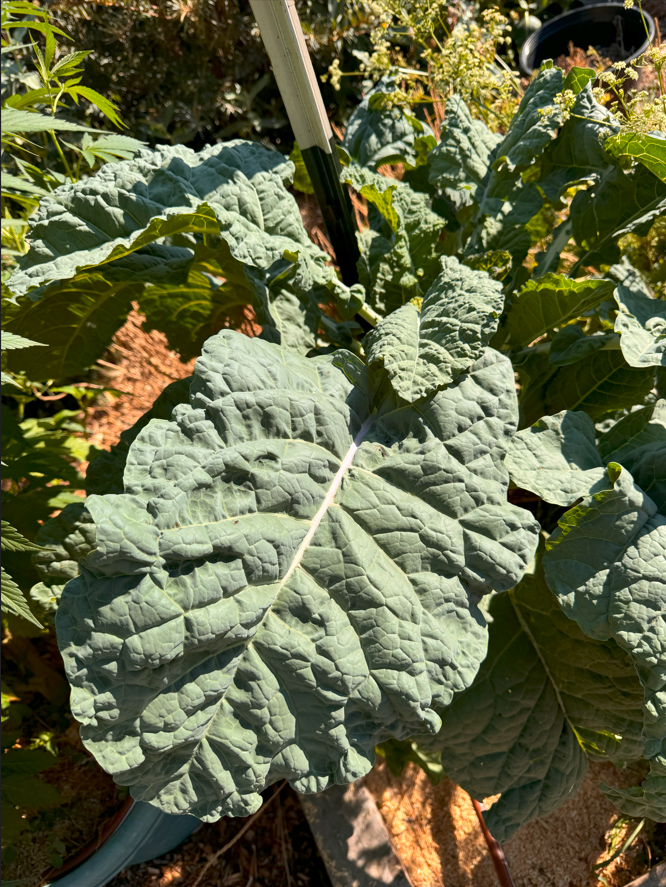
<box><xmin>43</xmin><ymin>800</ymin><xmax>200</xmax><ymax>887</ymax></box>
<box><xmin>519</xmin><ymin>3</ymin><xmax>655</xmax><ymax>75</ymax></box>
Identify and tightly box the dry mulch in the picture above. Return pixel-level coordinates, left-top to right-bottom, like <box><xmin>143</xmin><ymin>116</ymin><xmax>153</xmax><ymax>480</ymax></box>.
<box><xmin>365</xmin><ymin>758</ymin><xmax>658</xmax><ymax>887</ymax></box>
<box><xmin>86</xmin><ymin>308</ymin><xmax>196</xmax><ymax>451</ymax></box>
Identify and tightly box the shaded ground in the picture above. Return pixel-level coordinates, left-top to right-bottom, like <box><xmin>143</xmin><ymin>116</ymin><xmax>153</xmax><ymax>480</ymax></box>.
<box><xmin>1</xmin><ymin>632</ymin><xmax>126</xmax><ymax>887</ymax></box>
<box><xmin>107</xmin><ymin>784</ymin><xmax>332</xmax><ymax>887</ymax></box>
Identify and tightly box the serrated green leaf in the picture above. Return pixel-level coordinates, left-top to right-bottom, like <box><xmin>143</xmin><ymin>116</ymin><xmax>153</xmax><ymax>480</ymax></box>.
<box><xmin>342</xmin><ymin>75</ymin><xmax>436</xmax><ymax>171</ymax></box>
<box><xmin>1</xmin><ymin>107</ymin><xmax>98</xmax><ymax>135</ymax></box>
<box><xmin>606</xmin><ymin>131</ymin><xmax>666</xmax><ymax>184</ymax></box>
<box><xmin>365</xmin><ymin>256</ymin><xmax>503</xmax><ymax>402</ymax></box>
<box><xmin>614</xmin><ymin>284</ymin><xmax>666</xmax><ymax>368</ymax></box>
<box><xmin>64</xmin><ymin>133</ymin><xmax>146</xmax><ymax>169</ymax></box>
<box><xmin>56</xmin><ymin>328</ymin><xmax>539</xmax><ymax>821</ymax></box>
<box><xmin>1</xmin><ymin>371</ymin><xmax>19</xmax><ymax>387</ymax></box>
<box><xmin>505</xmin><ymin>410</ymin><xmax>605</xmax><ymax>505</ymax></box>
<box><xmin>1</xmin><ymin>521</ymin><xmax>42</xmax><ymax>553</ymax></box>
<box><xmin>1</xmin><ymin>331</ymin><xmax>45</xmax><ymax>351</ymax></box>
<box><xmin>506</xmin><ymin>274</ymin><xmax>614</xmax><ymax>348</ymax></box>
<box><xmin>65</xmin><ymin>85</ymin><xmax>123</xmax><ymax>128</ymax></box>
<box><xmin>1</xmin><ymin>567</ymin><xmax>42</xmax><ymax>627</ymax></box>
<box><xmin>1</xmin><ymin>172</ymin><xmax>47</xmax><ymax>197</ymax></box>
<box><xmin>2</xmin><ymin>773</ymin><xmax>61</xmax><ymax>808</ymax></box>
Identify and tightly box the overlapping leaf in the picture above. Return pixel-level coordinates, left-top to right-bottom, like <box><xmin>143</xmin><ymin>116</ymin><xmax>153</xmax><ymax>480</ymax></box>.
<box><xmin>416</xmin><ymin>559</ymin><xmax>644</xmax><ymax>842</ymax></box>
<box><xmin>365</xmin><ymin>256</ymin><xmax>503</xmax><ymax>402</ymax></box>
<box><xmin>29</xmin><ymin>502</ymin><xmax>96</xmax><ymax>619</ymax></box>
<box><xmin>548</xmin><ymin>327</ymin><xmax>618</xmax><ymax>367</ymax></box>
<box><xmin>535</xmin><ymin>85</ymin><xmax>617</xmax><ymax>203</ymax></box>
<box><xmin>518</xmin><ymin>346</ymin><xmax>654</xmax><ymax>428</ymax></box>
<box><xmin>605</xmin><ymin>131</ymin><xmax>666</xmax><ymax>184</ymax></box>
<box><xmin>614</xmin><ymin>284</ymin><xmax>666</xmax><ymax>368</ymax></box>
<box><xmin>342</xmin><ymin>75</ymin><xmax>436</xmax><ymax>171</ymax></box>
<box><xmin>6</xmin><ymin>140</ymin><xmax>361</xmax><ymax>360</ymax></box>
<box><xmin>510</xmin><ymin>407</ymin><xmax>666</xmax><ymax>819</ymax></box>
<box><xmin>505</xmin><ymin>410</ymin><xmax>605</xmax><ymax>505</ymax></box>
<box><xmin>427</xmin><ymin>95</ymin><xmax>501</xmax><ymax>196</ymax></box>
<box><xmin>56</xmin><ymin>324</ymin><xmax>539</xmax><ymax>821</ymax></box>
<box><xmin>342</xmin><ymin>164</ymin><xmax>446</xmax><ymax>314</ymax></box>
<box><xmin>505</xmin><ymin>274</ymin><xmax>614</xmax><ymax>349</ymax></box>
<box><xmin>468</xmin><ymin>65</ymin><xmax>562</xmax><ymax>263</ymax></box>
<box><xmin>571</xmin><ymin>162</ymin><xmax>666</xmax><ymax>270</ymax></box>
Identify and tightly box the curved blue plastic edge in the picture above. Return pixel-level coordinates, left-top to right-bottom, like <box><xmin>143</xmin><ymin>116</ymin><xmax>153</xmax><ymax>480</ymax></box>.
<box><xmin>44</xmin><ymin>801</ymin><xmax>200</xmax><ymax>887</ymax></box>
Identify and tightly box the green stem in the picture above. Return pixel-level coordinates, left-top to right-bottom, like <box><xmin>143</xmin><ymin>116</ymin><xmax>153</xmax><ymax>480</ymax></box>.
<box><xmin>49</xmin><ymin>130</ymin><xmax>74</xmax><ymax>181</ymax></box>
<box><xmin>637</xmin><ymin>0</ymin><xmax>651</xmax><ymax>43</ymax></box>
<box><xmin>357</xmin><ymin>304</ymin><xmax>381</xmax><ymax>327</ymax></box>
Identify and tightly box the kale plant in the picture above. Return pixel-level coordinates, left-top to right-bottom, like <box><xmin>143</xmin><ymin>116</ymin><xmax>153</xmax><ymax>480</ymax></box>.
<box><xmin>5</xmin><ymin>54</ymin><xmax>666</xmax><ymax>842</ymax></box>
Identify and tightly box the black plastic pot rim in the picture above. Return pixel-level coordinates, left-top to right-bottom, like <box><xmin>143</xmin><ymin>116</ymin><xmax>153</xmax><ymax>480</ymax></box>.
<box><xmin>519</xmin><ymin>2</ymin><xmax>656</xmax><ymax>76</ymax></box>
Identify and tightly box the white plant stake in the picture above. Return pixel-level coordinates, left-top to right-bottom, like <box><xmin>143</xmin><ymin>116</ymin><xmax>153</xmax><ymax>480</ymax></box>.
<box><xmin>249</xmin><ymin>0</ymin><xmax>360</xmax><ymax>284</ymax></box>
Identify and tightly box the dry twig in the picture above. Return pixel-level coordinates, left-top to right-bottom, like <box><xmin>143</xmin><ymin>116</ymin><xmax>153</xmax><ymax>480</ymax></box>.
<box><xmin>191</xmin><ymin>781</ymin><xmax>287</xmax><ymax>887</ymax></box>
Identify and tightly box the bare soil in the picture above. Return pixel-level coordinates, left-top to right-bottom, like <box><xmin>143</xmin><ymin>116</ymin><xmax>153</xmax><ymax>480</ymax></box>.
<box><xmin>86</xmin><ymin>308</ymin><xmax>197</xmax><ymax>451</ymax></box>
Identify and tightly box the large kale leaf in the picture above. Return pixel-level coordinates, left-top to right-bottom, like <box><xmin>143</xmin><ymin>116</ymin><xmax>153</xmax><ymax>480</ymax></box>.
<box><xmin>5</xmin><ymin>141</ymin><xmax>363</xmax><ymax>377</ymax></box>
<box><xmin>56</xmin><ymin>309</ymin><xmax>539</xmax><ymax>821</ymax></box>
<box><xmin>507</xmin><ymin>405</ymin><xmax>666</xmax><ymax>821</ymax></box>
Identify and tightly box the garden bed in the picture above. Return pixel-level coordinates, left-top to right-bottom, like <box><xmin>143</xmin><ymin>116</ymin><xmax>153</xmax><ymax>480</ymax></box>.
<box><xmin>6</xmin><ymin>177</ymin><xmax>664</xmax><ymax>887</ymax></box>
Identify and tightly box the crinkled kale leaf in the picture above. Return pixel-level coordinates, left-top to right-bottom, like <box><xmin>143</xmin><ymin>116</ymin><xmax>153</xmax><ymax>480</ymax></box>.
<box><xmin>56</xmin><ymin>306</ymin><xmax>539</xmax><ymax>820</ymax></box>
